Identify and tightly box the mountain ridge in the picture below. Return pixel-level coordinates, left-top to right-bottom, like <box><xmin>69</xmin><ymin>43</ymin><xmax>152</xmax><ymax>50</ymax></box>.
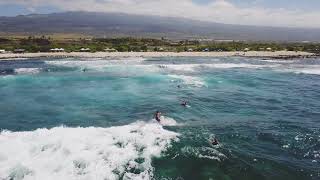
<box><xmin>0</xmin><ymin>11</ymin><xmax>319</xmax><ymax>41</ymax></box>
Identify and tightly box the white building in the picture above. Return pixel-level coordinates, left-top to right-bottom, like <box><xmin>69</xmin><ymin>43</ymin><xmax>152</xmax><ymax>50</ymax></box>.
<box><xmin>80</xmin><ymin>48</ymin><xmax>90</xmax><ymax>52</ymax></box>
<box><xmin>50</xmin><ymin>48</ymin><xmax>65</xmax><ymax>52</ymax></box>
<box><xmin>244</xmin><ymin>48</ymin><xmax>250</xmax><ymax>52</ymax></box>
<box><xmin>105</xmin><ymin>48</ymin><xmax>117</xmax><ymax>52</ymax></box>
<box><xmin>14</xmin><ymin>49</ymin><xmax>25</xmax><ymax>53</ymax></box>
<box><xmin>266</xmin><ymin>47</ymin><xmax>272</xmax><ymax>51</ymax></box>
<box><xmin>0</xmin><ymin>49</ymin><xmax>5</xmax><ymax>53</ymax></box>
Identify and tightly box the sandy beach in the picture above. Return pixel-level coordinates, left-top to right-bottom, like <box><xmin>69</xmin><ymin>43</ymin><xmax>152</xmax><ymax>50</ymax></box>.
<box><xmin>0</xmin><ymin>51</ymin><xmax>316</xmax><ymax>60</ymax></box>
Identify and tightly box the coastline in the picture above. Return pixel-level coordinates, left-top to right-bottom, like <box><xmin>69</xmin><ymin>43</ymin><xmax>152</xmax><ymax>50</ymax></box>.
<box><xmin>0</xmin><ymin>51</ymin><xmax>316</xmax><ymax>60</ymax></box>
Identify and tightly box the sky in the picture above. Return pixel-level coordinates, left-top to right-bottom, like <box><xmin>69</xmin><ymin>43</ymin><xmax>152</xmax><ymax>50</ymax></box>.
<box><xmin>0</xmin><ymin>0</ymin><xmax>320</xmax><ymax>28</ymax></box>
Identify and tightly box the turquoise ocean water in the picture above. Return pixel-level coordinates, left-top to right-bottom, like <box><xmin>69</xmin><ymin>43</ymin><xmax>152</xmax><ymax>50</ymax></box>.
<box><xmin>0</xmin><ymin>57</ymin><xmax>319</xmax><ymax>180</ymax></box>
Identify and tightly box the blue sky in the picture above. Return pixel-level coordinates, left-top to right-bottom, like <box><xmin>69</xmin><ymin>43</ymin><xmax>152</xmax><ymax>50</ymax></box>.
<box><xmin>0</xmin><ymin>0</ymin><xmax>319</xmax><ymax>28</ymax></box>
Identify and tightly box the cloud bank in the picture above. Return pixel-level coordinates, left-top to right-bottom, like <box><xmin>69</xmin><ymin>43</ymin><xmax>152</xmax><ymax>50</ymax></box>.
<box><xmin>1</xmin><ymin>0</ymin><xmax>320</xmax><ymax>28</ymax></box>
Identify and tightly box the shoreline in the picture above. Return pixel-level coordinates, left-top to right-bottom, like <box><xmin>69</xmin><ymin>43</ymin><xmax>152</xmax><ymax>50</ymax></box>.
<box><xmin>0</xmin><ymin>51</ymin><xmax>317</xmax><ymax>60</ymax></box>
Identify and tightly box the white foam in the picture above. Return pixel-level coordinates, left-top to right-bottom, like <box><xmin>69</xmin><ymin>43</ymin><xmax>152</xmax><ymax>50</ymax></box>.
<box><xmin>0</xmin><ymin>121</ymin><xmax>179</xmax><ymax>180</ymax></box>
<box><xmin>168</xmin><ymin>75</ymin><xmax>206</xmax><ymax>87</ymax></box>
<box><xmin>205</xmin><ymin>63</ymin><xmax>271</xmax><ymax>69</ymax></box>
<box><xmin>14</xmin><ymin>68</ymin><xmax>41</xmax><ymax>75</ymax></box>
<box><xmin>45</xmin><ymin>60</ymin><xmax>108</xmax><ymax>71</ymax></box>
<box><xmin>0</xmin><ymin>58</ymin><xmax>29</xmax><ymax>61</ymax></box>
<box><xmin>282</xmin><ymin>144</ymin><xmax>290</xmax><ymax>149</ymax></box>
<box><xmin>274</xmin><ymin>65</ymin><xmax>320</xmax><ymax>75</ymax></box>
<box><xmin>180</xmin><ymin>146</ymin><xmax>226</xmax><ymax>162</ymax></box>
<box><xmin>0</xmin><ymin>75</ymin><xmax>15</xmax><ymax>79</ymax></box>
<box><xmin>45</xmin><ymin>61</ymin><xmax>268</xmax><ymax>73</ymax></box>
<box><xmin>45</xmin><ymin>60</ymin><xmax>158</xmax><ymax>74</ymax></box>
<box><xmin>45</xmin><ymin>59</ymin><xmax>320</xmax><ymax>77</ymax></box>
<box><xmin>258</xmin><ymin>59</ymin><xmax>296</xmax><ymax>63</ymax></box>
<box><xmin>293</xmin><ymin>68</ymin><xmax>320</xmax><ymax>75</ymax></box>
<box><xmin>45</xmin><ymin>59</ymin><xmax>286</xmax><ymax>75</ymax></box>
<box><xmin>163</xmin><ymin>63</ymin><xmax>262</xmax><ymax>72</ymax></box>
<box><xmin>45</xmin><ymin>58</ymin><xmax>146</xmax><ymax>66</ymax></box>
<box><xmin>159</xmin><ymin>116</ymin><xmax>180</xmax><ymax>126</ymax></box>
<box><xmin>164</xmin><ymin>64</ymin><xmax>199</xmax><ymax>72</ymax></box>
<box><xmin>162</xmin><ymin>63</ymin><xmax>283</xmax><ymax>73</ymax></box>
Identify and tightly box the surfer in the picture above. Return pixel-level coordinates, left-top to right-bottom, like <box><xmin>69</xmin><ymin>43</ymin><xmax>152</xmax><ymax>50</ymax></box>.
<box><xmin>154</xmin><ymin>111</ymin><xmax>161</xmax><ymax>122</ymax></box>
<box><xmin>181</xmin><ymin>100</ymin><xmax>188</xmax><ymax>107</ymax></box>
<box><xmin>211</xmin><ymin>137</ymin><xmax>219</xmax><ymax>146</ymax></box>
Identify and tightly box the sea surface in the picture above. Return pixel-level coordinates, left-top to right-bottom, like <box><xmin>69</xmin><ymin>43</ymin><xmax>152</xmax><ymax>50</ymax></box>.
<box><xmin>0</xmin><ymin>57</ymin><xmax>319</xmax><ymax>180</ymax></box>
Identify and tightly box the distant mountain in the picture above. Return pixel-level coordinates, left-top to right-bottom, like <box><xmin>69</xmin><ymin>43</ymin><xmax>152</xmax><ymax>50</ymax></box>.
<box><xmin>0</xmin><ymin>11</ymin><xmax>320</xmax><ymax>41</ymax></box>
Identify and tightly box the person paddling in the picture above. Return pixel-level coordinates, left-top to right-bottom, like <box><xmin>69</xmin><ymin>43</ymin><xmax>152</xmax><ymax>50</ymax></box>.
<box><xmin>181</xmin><ymin>100</ymin><xmax>188</xmax><ymax>107</ymax></box>
<box><xmin>154</xmin><ymin>111</ymin><xmax>161</xmax><ymax>122</ymax></box>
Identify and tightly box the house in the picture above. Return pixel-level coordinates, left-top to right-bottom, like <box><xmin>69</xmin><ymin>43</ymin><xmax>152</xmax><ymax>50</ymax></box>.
<box><xmin>244</xmin><ymin>48</ymin><xmax>250</xmax><ymax>52</ymax></box>
<box><xmin>50</xmin><ymin>48</ymin><xmax>65</xmax><ymax>52</ymax></box>
<box><xmin>104</xmin><ymin>48</ymin><xmax>117</xmax><ymax>52</ymax></box>
<box><xmin>0</xmin><ymin>49</ymin><xmax>5</xmax><ymax>53</ymax></box>
<box><xmin>169</xmin><ymin>42</ymin><xmax>180</xmax><ymax>46</ymax></box>
<box><xmin>187</xmin><ymin>48</ymin><xmax>193</xmax><ymax>52</ymax></box>
<box><xmin>266</xmin><ymin>47</ymin><xmax>272</xmax><ymax>51</ymax></box>
<box><xmin>14</xmin><ymin>49</ymin><xmax>25</xmax><ymax>53</ymax></box>
<box><xmin>80</xmin><ymin>48</ymin><xmax>90</xmax><ymax>52</ymax></box>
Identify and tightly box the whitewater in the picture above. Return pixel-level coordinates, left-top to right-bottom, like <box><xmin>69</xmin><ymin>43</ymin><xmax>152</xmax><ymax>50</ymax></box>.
<box><xmin>0</xmin><ymin>120</ymin><xmax>179</xmax><ymax>180</ymax></box>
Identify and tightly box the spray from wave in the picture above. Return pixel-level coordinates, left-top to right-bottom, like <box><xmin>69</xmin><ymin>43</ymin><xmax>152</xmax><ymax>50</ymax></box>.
<box><xmin>0</xmin><ymin>121</ymin><xmax>179</xmax><ymax>180</ymax></box>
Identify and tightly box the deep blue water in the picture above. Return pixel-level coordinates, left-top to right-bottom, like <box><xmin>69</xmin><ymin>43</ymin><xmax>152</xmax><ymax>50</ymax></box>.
<box><xmin>0</xmin><ymin>57</ymin><xmax>319</xmax><ymax>180</ymax></box>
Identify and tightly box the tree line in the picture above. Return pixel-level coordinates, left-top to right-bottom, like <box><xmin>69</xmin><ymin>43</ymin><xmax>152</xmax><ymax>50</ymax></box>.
<box><xmin>0</xmin><ymin>36</ymin><xmax>319</xmax><ymax>53</ymax></box>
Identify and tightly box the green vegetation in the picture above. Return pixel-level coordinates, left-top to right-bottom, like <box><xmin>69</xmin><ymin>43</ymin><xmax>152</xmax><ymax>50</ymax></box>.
<box><xmin>0</xmin><ymin>36</ymin><xmax>319</xmax><ymax>54</ymax></box>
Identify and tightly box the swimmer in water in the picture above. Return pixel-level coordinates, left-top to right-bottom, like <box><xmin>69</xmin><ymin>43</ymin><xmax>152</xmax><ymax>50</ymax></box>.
<box><xmin>154</xmin><ymin>111</ymin><xmax>161</xmax><ymax>122</ymax></box>
<box><xmin>177</xmin><ymin>85</ymin><xmax>181</xmax><ymax>88</ymax></box>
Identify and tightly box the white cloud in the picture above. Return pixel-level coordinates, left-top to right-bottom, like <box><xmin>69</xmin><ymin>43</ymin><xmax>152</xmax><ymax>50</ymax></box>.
<box><xmin>1</xmin><ymin>0</ymin><xmax>320</xmax><ymax>28</ymax></box>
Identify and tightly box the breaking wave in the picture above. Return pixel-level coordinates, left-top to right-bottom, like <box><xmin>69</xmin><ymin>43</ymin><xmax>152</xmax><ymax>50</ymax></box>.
<box><xmin>45</xmin><ymin>60</ymin><xmax>276</xmax><ymax>73</ymax></box>
<box><xmin>0</xmin><ymin>121</ymin><xmax>179</xmax><ymax>180</ymax></box>
<box><xmin>44</xmin><ymin>59</ymin><xmax>320</xmax><ymax>77</ymax></box>
<box><xmin>159</xmin><ymin>63</ymin><xmax>271</xmax><ymax>72</ymax></box>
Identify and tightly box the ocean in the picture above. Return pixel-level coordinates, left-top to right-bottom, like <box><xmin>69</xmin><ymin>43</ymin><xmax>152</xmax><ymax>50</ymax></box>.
<box><xmin>0</xmin><ymin>57</ymin><xmax>319</xmax><ymax>180</ymax></box>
